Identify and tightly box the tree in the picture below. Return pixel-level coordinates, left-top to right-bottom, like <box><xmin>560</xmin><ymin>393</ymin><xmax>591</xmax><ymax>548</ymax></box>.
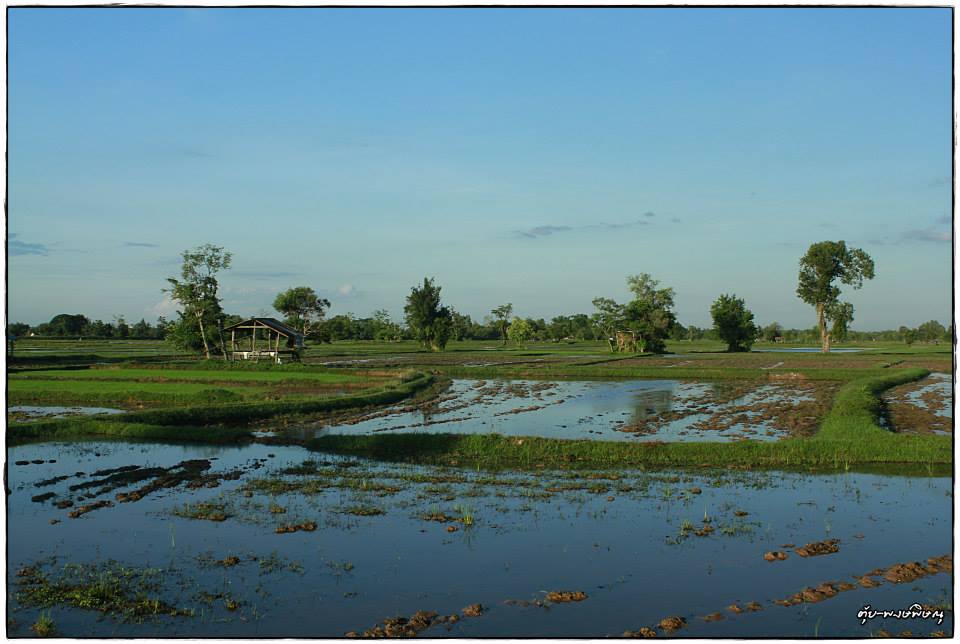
<box><xmin>491</xmin><ymin>303</ymin><xmax>513</xmax><ymax>345</ymax></box>
<box><xmin>622</xmin><ymin>273</ymin><xmax>676</xmax><ymax>353</ymax></box>
<box><xmin>710</xmin><ymin>294</ymin><xmax>759</xmax><ymax>352</ymax></box>
<box><xmin>273</xmin><ymin>287</ymin><xmax>331</xmax><ymax>338</ymax></box>
<box><xmin>591</xmin><ymin>297</ymin><xmax>625</xmax><ymax>349</ymax></box>
<box><xmin>826</xmin><ymin>301</ymin><xmax>855</xmax><ymax>344</ymax></box>
<box><xmin>917</xmin><ymin>320</ymin><xmax>947</xmax><ymax>343</ymax></box>
<box><xmin>47</xmin><ymin>314</ymin><xmax>89</xmax><ymax>337</ymax></box>
<box><xmin>8</xmin><ymin>322</ymin><xmax>30</xmax><ymax>338</ymax></box>
<box><xmin>762</xmin><ymin>322</ymin><xmax>783</xmax><ymax>343</ymax></box>
<box><xmin>448</xmin><ymin>309</ymin><xmax>474</xmax><ymax>342</ymax></box>
<box><xmin>372</xmin><ymin>309</ymin><xmax>403</xmax><ymax>342</ymax></box>
<box><xmin>404</xmin><ymin>278</ymin><xmax>452</xmax><ymax>352</ymax></box>
<box><xmin>507</xmin><ymin>317</ymin><xmax>532</xmax><ymax>347</ymax></box>
<box><xmin>166</xmin><ymin>244</ymin><xmax>232</xmax><ymax>359</ymax></box>
<box><xmin>797</xmin><ymin>241</ymin><xmax>875</xmax><ymax>353</ymax></box>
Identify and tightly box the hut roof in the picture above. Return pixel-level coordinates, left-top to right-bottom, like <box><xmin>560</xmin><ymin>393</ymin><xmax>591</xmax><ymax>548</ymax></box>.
<box><xmin>224</xmin><ymin>317</ymin><xmax>304</xmax><ymax>340</ymax></box>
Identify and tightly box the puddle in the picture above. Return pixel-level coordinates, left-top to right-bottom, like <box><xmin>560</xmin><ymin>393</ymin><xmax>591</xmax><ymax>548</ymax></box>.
<box><xmin>8</xmin><ymin>405</ymin><xmax>125</xmax><ymax>420</ymax></box>
<box><xmin>5</xmin><ymin>440</ymin><xmax>952</xmax><ymax>637</ymax></box>
<box><xmin>302</xmin><ymin>379</ymin><xmax>835</xmax><ymax>442</ymax></box>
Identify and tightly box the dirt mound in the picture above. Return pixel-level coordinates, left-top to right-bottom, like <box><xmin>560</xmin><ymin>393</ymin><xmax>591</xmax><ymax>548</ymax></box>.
<box><xmin>794</xmin><ymin>539</ymin><xmax>840</xmax><ymax>557</ymax></box>
<box><xmin>545</xmin><ymin>591</ymin><xmax>588</xmax><ymax>603</ymax></box>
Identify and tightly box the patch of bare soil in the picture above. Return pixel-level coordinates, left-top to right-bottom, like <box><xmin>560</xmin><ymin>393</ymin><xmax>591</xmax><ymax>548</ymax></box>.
<box><xmin>545</xmin><ymin>591</ymin><xmax>588</xmax><ymax>603</ymax></box>
<box><xmin>275</xmin><ymin>521</ymin><xmax>317</xmax><ymax>534</ymax></box>
<box><xmin>616</xmin><ymin>381</ymin><xmax>838</xmax><ymax>439</ymax></box>
<box><xmin>794</xmin><ymin>539</ymin><xmax>840</xmax><ymax>557</ymax></box>
<box><xmin>885</xmin><ymin>376</ymin><xmax>952</xmax><ymax>434</ymax></box>
<box><xmin>773</xmin><ymin>555</ymin><xmax>951</xmax><ymax>607</ymax></box>
<box><xmin>347</xmin><ymin>604</ymin><xmax>483</xmax><ymax>638</ymax></box>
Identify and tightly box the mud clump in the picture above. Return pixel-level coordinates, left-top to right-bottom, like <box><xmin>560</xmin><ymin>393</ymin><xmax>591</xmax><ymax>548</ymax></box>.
<box><xmin>623</xmin><ymin>627</ymin><xmax>658</xmax><ymax>637</ymax></box>
<box><xmin>219</xmin><ymin>556</ymin><xmax>241</xmax><ymax>567</ymax></box>
<box><xmin>657</xmin><ymin>616</ymin><xmax>686</xmax><ymax>631</ymax></box>
<box><xmin>68</xmin><ymin>500</ymin><xmax>114</xmax><ymax>518</ymax></box>
<box><xmin>275</xmin><ymin>521</ymin><xmax>317</xmax><ymax>534</ymax></box>
<box><xmin>794</xmin><ymin>539</ymin><xmax>840</xmax><ymax>557</ymax></box>
<box><xmin>31</xmin><ymin>492</ymin><xmax>56</xmax><ymax>503</ymax></box>
<box><xmin>352</xmin><ymin>609</ymin><xmax>444</xmax><ymax>638</ymax></box>
<box><xmin>55</xmin><ymin>500</ymin><xmax>74</xmax><ymax>509</ymax></box>
<box><xmin>545</xmin><ymin>591</ymin><xmax>588</xmax><ymax>603</ymax></box>
<box><xmin>461</xmin><ymin>603</ymin><xmax>484</xmax><ymax>617</ymax></box>
<box><xmin>856</xmin><ymin>575</ymin><xmax>881</xmax><ymax>588</ymax></box>
<box><xmin>883</xmin><ymin>562</ymin><xmax>930</xmax><ymax>584</ymax></box>
<box><xmin>703</xmin><ymin>612</ymin><xmax>725</xmax><ymax>622</ymax></box>
<box><xmin>764</xmin><ymin>551</ymin><xmax>788</xmax><ymax>562</ymax></box>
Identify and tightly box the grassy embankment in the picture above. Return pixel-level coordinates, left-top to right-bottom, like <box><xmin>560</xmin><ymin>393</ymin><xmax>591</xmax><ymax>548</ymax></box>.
<box><xmin>6</xmin><ymin>369</ymin><xmax>437</xmax><ymax>445</ymax></box>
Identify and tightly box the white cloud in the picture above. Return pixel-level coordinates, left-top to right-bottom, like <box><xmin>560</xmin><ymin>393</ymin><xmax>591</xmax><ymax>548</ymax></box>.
<box><xmin>338</xmin><ymin>284</ymin><xmax>355</xmax><ymax>296</ymax></box>
<box><xmin>150</xmin><ymin>295</ymin><xmax>180</xmax><ymax>318</ymax></box>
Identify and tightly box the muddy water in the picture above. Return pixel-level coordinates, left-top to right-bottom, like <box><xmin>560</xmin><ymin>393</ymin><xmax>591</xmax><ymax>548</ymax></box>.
<box><xmin>8</xmin><ymin>405</ymin><xmax>125</xmax><ymax>419</ymax></box>
<box><xmin>896</xmin><ymin>373</ymin><xmax>953</xmax><ymax>419</ymax></box>
<box><xmin>306</xmin><ymin>379</ymin><xmax>822</xmax><ymax>442</ymax></box>
<box><xmin>6</xmin><ymin>440</ymin><xmax>952</xmax><ymax>638</ymax></box>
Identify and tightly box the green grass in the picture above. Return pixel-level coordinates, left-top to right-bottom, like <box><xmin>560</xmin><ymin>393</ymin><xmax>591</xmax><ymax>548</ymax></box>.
<box><xmin>8</xmin><ymin>379</ymin><xmax>251</xmax><ymax>405</ymax></box>
<box><xmin>7</xmin><ymin>363</ymin><xmax>392</xmax><ymax>409</ymax></box>
<box><xmin>6</xmin><ymin>373</ymin><xmax>437</xmax><ymax>444</ymax></box>
<box><xmin>5</xmin><ymin>419</ymin><xmax>251</xmax><ymax>445</ymax></box>
<box><xmin>9</xmin><ymin>367</ymin><xmax>370</xmax><ymax>384</ymax></box>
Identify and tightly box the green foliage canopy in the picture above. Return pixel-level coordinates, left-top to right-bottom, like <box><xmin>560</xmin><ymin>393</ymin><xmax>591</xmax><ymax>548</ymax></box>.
<box><xmin>797</xmin><ymin>241</ymin><xmax>874</xmax><ymax>352</ymax></box>
<box><xmin>710</xmin><ymin>294</ymin><xmax>759</xmax><ymax>352</ymax></box>
<box><xmin>404</xmin><ymin>277</ymin><xmax>452</xmax><ymax>352</ymax></box>
<box><xmin>273</xmin><ymin>286</ymin><xmax>331</xmax><ymax>337</ymax></box>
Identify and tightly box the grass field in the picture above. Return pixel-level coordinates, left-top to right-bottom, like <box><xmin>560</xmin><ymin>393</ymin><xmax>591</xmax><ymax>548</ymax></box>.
<box><xmin>5</xmin><ymin>338</ymin><xmax>953</xmax><ymax>471</ymax></box>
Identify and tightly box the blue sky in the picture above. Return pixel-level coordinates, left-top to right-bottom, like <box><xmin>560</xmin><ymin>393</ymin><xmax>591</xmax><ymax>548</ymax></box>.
<box><xmin>8</xmin><ymin>7</ymin><xmax>952</xmax><ymax>329</ymax></box>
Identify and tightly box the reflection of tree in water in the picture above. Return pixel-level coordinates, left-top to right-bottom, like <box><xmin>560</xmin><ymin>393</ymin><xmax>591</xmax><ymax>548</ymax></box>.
<box><xmin>630</xmin><ymin>389</ymin><xmax>673</xmax><ymax>422</ymax></box>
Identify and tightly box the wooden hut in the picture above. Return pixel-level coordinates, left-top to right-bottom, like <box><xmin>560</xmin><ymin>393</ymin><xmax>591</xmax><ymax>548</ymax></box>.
<box><xmin>224</xmin><ymin>318</ymin><xmax>304</xmax><ymax>363</ymax></box>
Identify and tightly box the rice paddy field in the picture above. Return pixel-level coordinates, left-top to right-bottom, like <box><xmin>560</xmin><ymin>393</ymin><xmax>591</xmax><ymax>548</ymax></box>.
<box><xmin>5</xmin><ymin>338</ymin><xmax>954</xmax><ymax>638</ymax></box>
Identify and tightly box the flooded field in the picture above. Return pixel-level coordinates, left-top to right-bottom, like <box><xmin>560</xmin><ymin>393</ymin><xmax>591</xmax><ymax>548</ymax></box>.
<box><xmin>306</xmin><ymin>379</ymin><xmax>839</xmax><ymax>442</ymax></box>
<box><xmin>884</xmin><ymin>373</ymin><xmax>954</xmax><ymax>435</ymax></box>
<box><xmin>8</xmin><ymin>405</ymin><xmax>125</xmax><ymax>422</ymax></box>
<box><xmin>6</xmin><ymin>440</ymin><xmax>952</xmax><ymax>638</ymax></box>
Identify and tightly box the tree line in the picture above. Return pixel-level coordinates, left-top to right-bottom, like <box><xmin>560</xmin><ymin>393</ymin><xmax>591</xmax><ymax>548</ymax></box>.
<box><xmin>9</xmin><ymin>241</ymin><xmax>952</xmax><ymax>354</ymax></box>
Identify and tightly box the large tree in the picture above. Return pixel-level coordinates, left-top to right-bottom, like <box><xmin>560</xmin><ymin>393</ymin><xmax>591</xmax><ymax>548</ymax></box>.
<box><xmin>404</xmin><ymin>277</ymin><xmax>452</xmax><ymax>352</ymax></box>
<box><xmin>710</xmin><ymin>294</ymin><xmax>759</xmax><ymax>352</ymax></box>
<box><xmin>491</xmin><ymin>303</ymin><xmax>513</xmax><ymax>345</ymax></box>
<box><xmin>166</xmin><ymin>244</ymin><xmax>232</xmax><ymax>359</ymax></box>
<box><xmin>797</xmin><ymin>241</ymin><xmax>874</xmax><ymax>353</ymax></box>
<box><xmin>273</xmin><ymin>286</ymin><xmax>331</xmax><ymax>338</ymax></box>
<box><xmin>622</xmin><ymin>273</ymin><xmax>677</xmax><ymax>353</ymax></box>
<box><xmin>591</xmin><ymin>274</ymin><xmax>676</xmax><ymax>353</ymax></box>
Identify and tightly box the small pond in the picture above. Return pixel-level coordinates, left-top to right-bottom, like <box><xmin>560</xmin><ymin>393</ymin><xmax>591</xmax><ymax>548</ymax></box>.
<box><xmin>5</xmin><ymin>440</ymin><xmax>952</xmax><ymax>638</ymax></box>
<box><xmin>305</xmin><ymin>379</ymin><xmax>837</xmax><ymax>442</ymax></box>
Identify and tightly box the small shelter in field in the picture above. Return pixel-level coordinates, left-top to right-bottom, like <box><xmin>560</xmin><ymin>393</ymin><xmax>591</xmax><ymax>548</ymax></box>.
<box><xmin>224</xmin><ymin>317</ymin><xmax>304</xmax><ymax>363</ymax></box>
